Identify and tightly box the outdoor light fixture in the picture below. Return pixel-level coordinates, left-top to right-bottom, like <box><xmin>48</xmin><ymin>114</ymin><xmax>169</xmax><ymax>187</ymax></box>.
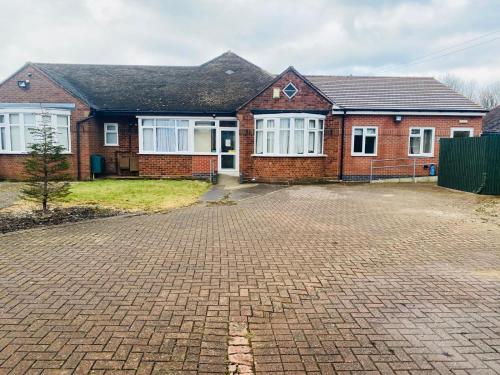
<box><xmin>394</xmin><ymin>115</ymin><xmax>403</xmax><ymax>123</ymax></box>
<box><xmin>17</xmin><ymin>80</ymin><xmax>30</xmax><ymax>89</ymax></box>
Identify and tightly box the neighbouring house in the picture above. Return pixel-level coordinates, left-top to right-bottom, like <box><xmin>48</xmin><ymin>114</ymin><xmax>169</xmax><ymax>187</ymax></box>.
<box><xmin>482</xmin><ymin>105</ymin><xmax>500</xmax><ymax>135</ymax></box>
<box><xmin>0</xmin><ymin>52</ymin><xmax>487</xmax><ymax>182</ymax></box>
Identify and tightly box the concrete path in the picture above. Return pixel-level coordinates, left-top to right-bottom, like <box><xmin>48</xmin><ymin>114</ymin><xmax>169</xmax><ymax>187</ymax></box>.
<box><xmin>200</xmin><ymin>174</ymin><xmax>287</xmax><ymax>203</ymax></box>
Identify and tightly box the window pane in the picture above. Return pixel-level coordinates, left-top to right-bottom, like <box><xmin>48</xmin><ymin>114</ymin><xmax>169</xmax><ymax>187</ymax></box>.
<box><xmin>195</xmin><ymin>121</ymin><xmax>215</xmax><ymax>126</ymax></box>
<box><xmin>423</xmin><ymin>129</ymin><xmax>433</xmax><ymax>153</ymax></box>
<box><xmin>267</xmin><ymin>119</ymin><xmax>275</xmax><ymax>129</ymax></box>
<box><xmin>280</xmin><ymin>118</ymin><xmax>290</xmax><ymax>129</ymax></box>
<box><xmin>308</xmin><ymin>132</ymin><xmax>315</xmax><ymax>153</ymax></box>
<box><xmin>157</xmin><ymin>119</ymin><xmax>174</xmax><ymax>127</ymax></box>
<box><xmin>256</xmin><ymin>119</ymin><xmax>263</xmax><ymax>130</ymax></box>
<box><xmin>24</xmin><ymin>113</ymin><xmax>36</xmax><ymax>125</ymax></box>
<box><xmin>295</xmin><ymin>130</ymin><xmax>304</xmax><ymax>154</ymax></box>
<box><xmin>279</xmin><ymin>119</ymin><xmax>290</xmax><ymax>154</ymax></box>
<box><xmin>9</xmin><ymin>114</ymin><xmax>20</xmax><ymax>124</ymax></box>
<box><xmin>221</xmin><ymin>155</ymin><xmax>235</xmax><ymax>169</ymax></box>
<box><xmin>177</xmin><ymin>120</ymin><xmax>189</xmax><ymax>128</ymax></box>
<box><xmin>309</xmin><ymin>119</ymin><xmax>316</xmax><ymax>129</ymax></box>
<box><xmin>318</xmin><ymin>131</ymin><xmax>323</xmax><ymax>154</ymax></box>
<box><xmin>353</xmin><ymin>134</ymin><xmax>363</xmax><ymax>153</ymax></box>
<box><xmin>25</xmin><ymin>127</ymin><xmax>37</xmax><ymax>149</ymax></box>
<box><xmin>409</xmin><ymin>136</ymin><xmax>421</xmax><ymax>154</ymax></box>
<box><xmin>142</xmin><ymin>128</ymin><xmax>154</xmax><ymax>151</ymax></box>
<box><xmin>194</xmin><ymin>128</ymin><xmax>215</xmax><ymax>153</ymax></box>
<box><xmin>106</xmin><ymin>132</ymin><xmax>118</xmax><ymax>145</ymax></box>
<box><xmin>256</xmin><ymin>130</ymin><xmax>263</xmax><ymax>154</ymax></box>
<box><xmin>266</xmin><ymin>131</ymin><xmax>275</xmax><ymax>153</ymax></box>
<box><xmin>0</xmin><ymin>115</ymin><xmax>4</xmax><ymax>123</ymax></box>
<box><xmin>178</xmin><ymin>128</ymin><xmax>188</xmax><ymax>151</ymax></box>
<box><xmin>156</xmin><ymin>127</ymin><xmax>175</xmax><ymax>152</ymax></box>
<box><xmin>319</xmin><ymin>120</ymin><xmax>324</xmax><ymax>130</ymax></box>
<box><xmin>10</xmin><ymin>126</ymin><xmax>22</xmax><ymax>151</ymax></box>
<box><xmin>295</xmin><ymin>118</ymin><xmax>304</xmax><ymax>129</ymax></box>
<box><xmin>57</xmin><ymin>115</ymin><xmax>69</xmax><ymax>126</ymax></box>
<box><xmin>142</xmin><ymin>119</ymin><xmax>154</xmax><ymax>126</ymax></box>
<box><xmin>279</xmin><ymin>129</ymin><xmax>290</xmax><ymax>154</ymax></box>
<box><xmin>366</xmin><ymin>128</ymin><xmax>376</xmax><ymax>135</ymax></box>
<box><xmin>354</xmin><ymin>128</ymin><xmax>363</xmax><ymax>136</ymax></box>
<box><xmin>453</xmin><ymin>130</ymin><xmax>470</xmax><ymax>138</ymax></box>
<box><xmin>58</xmin><ymin>127</ymin><xmax>69</xmax><ymax>151</ymax></box>
<box><xmin>411</xmin><ymin>128</ymin><xmax>420</xmax><ymax>135</ymax></box>
<box><xmin>0</xmin><ymin>127</ymin><xmax>5</xmax><ymax>150</ymax></box>
<box><xmin>365</xmin><ymin>136</ymin><xmax>376</xmax><ymax>154</ymax></box>
<box><xmin>220</xmin><ymin>120</ymin><xmax>237</xmax><ymax>127</ymax></box>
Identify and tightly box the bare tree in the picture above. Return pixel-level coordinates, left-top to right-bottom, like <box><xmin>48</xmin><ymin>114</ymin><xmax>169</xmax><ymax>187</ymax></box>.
<box><xmin>439</xmin><ymin>73</ymin><xmax>478</xmax><ymax>101</ymax></box>
<box><xmin>479</xmin><ymin>82</ymin><xmax>500</xmax><ymax>110</ymax></box>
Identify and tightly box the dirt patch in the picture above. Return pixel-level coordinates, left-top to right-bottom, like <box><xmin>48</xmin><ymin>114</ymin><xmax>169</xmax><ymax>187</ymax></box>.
<box><xmin>0</xmin><ymin>206</ymin><xmax>123</xmax><ymax>234</ymax></box>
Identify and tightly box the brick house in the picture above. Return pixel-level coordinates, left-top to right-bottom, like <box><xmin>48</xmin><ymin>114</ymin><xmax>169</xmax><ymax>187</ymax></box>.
<box><xmin>0</xmin><ymin>52</ymin><xmax>486</xmax><ymax>182</ymax></box>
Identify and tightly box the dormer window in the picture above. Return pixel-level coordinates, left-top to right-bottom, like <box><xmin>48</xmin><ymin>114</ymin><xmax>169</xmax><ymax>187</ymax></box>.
<box><xmin>283</xmin><ymin>82</ymin><xmax>298</xmax><ymax>99</ymax></box>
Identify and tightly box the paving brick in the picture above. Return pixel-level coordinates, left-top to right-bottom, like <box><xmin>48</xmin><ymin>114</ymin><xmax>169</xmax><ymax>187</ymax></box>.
<box><xmin>0</xmin><ymin>184</ymin><xmax>499</xmax><ymax>374</ymax></box>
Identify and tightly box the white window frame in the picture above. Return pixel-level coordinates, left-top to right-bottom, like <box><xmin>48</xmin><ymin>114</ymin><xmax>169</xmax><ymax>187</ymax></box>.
<box><xmin>351</xmin><ymin>126</ymin><xmax>378</xmax><ymax>156</ymax></box>
<box><xmin>137</xmin><ymin>116</ymin><xmax>237</xmax><ymax>155</ymax></box>
<box><xmin>408</xmin><ymin>127</ymin><xmax>435</xmax><ymax>157</ymax></box>
<box><xmin>450</xmin><ymin>127</ymin><xmax>474</xmax><ymax>138</ymax></box>
<box><xmin>104</xmin><ymin>123</ymin><xmax>119</xmax><ymax>146</ymax></box>
<box><xmin>0</xmin><ymin>108</ymin><xmax>71</xmax><ymax>154</ymax></box>
<box><xmin>253</xmin><ymin>113</ymin><xmax>325</xmax><ymax>157</ymax></box>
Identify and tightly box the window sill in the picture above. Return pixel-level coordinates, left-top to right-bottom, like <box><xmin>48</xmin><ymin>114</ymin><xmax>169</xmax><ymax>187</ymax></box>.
<box><xmin>351</xmin><ymin>153</ymin><xmax>377</xmax><ymax>157</ymax></box>
<box><xmin>104</xmin><ymin>144</ymin><xmax>119</xmax><ymax>147</ymax></box>
<box><xmin>408</xmin><ymin>154</ymin><xmax>435</xmax><ymax>158</ymax></box>
<box><xmin>251</xmin><ymin>154</ymin><xmax>327</xmax><ymax>158</ymax></box>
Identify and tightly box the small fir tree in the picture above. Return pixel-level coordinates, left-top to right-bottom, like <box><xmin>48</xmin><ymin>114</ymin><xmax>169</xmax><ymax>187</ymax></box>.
<box><xmin>21</xmin><ymin>113</ymin><xmax>71</xmax><ymax>212</ymax></box>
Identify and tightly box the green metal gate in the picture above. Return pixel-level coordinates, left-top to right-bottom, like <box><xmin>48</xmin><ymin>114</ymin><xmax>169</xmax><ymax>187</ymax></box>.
<box><xmin>438</xmin><ymin>136</ymin><xmax>500</xmax><ymax>195</ymax></box>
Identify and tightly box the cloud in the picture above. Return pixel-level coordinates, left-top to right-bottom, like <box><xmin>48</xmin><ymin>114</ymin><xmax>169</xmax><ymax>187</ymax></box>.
<box><xmin>0</xmin><ymin>0</ymin><xmax>499</xmax><ymax>86</ymax></box>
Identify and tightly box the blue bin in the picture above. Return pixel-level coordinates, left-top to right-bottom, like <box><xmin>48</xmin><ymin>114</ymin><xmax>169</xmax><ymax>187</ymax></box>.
<box><xmin>90</xmin><ymin>154</ymin><xmax>105</xmax><ymax>174</ymax></box>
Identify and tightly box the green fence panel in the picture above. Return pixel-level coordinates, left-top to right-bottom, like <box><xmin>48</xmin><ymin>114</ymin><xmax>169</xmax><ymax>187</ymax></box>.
<box><xmin>438</xmin><ymin>136</ymin><xmax>500</xmax><ymax>195</ymax></box>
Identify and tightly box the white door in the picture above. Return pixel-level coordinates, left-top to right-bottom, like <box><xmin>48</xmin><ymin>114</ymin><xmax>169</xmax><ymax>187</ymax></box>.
<box><xmin>218</xmin><ymin>128</ymin><xmax>238</xmax><ymax>174</ymax></box>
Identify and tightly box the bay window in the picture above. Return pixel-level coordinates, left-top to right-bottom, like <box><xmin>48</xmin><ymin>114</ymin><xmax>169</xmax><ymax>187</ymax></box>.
<box><xmin>254</xmin><ymin>114</ymin><xmax>325</xmax><ymax>156</ymax></box>
<box><xmin>409</xmin><ymin>127</ymin><xmax>434</xmax><ymax>156</ymax></box>
<box><xmin>351</xmin><ymin>127</ymin><xmax>378</xmax><ymax>156</ymax></box>
<box><xmin>0</xmin><ymin>111</ymin><xmax>71</xmax><ymax>153</ymax></box>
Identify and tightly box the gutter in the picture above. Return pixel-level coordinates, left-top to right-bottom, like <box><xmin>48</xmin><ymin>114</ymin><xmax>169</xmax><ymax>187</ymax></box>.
<box><xmin>76</xmin><ymin>114</ymin><xmax>95</xmax><ymax>181</ymax></box>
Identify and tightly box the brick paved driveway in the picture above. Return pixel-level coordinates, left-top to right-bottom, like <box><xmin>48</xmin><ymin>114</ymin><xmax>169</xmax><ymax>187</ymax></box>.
<box><xmin>0</xmin><ymin>184</ymin><xmax>499</xmax><ymax>374</ymax></box>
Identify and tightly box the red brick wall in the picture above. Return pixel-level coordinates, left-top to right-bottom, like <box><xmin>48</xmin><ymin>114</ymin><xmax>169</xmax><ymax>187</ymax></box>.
<box><xmin>237</xmin><ymin>70</ymin><xmax>339</xmax><ymax>182</ymax></box>
<box><xmin>0</xmin><ymin>64</ymin><xmax>92</xmax><ymax>180</ymax></box>
<box><xmin>138</xmin><ymin>154</ymin><xmax>217</xmax><ymax>178</ymax></box>
<box><xmin>342</xmin><ymin>115</ymin><xmax>483</xmax><ymax>180</ymax></box>
<box><xmin>88</xmin><ymin>117</ymin><xmax>139</xmax><ymax>175</ymax></box>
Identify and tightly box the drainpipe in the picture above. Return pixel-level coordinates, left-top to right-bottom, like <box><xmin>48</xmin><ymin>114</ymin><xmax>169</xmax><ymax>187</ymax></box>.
<box><xmin>338</xmin><ymin>110</ymin><xmax>347</xmax><ymax>181</ymax></box>
<box><xmin>76</xmin><ymin>114</ymin><xmax>95</xmax><ymax>181</ymax></box>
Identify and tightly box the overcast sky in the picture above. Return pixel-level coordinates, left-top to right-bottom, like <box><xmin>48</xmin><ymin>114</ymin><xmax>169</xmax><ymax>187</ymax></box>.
<box><xmin>1</xmin><ymin>0</ymin><xmax>499</xmax><ymax>85</ymax></box>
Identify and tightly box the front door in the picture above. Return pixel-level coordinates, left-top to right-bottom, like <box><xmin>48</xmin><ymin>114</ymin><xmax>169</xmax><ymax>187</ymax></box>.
<box><xmin>219</xmin><ymin>129</ymin><xmax>238</xmax><ymax>174</ymax></box>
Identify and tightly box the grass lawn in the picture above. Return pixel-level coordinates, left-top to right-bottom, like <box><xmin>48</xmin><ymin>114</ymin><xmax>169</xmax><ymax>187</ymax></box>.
<box><xmin>59</xmin><ymin>179</ymin><xmax>210</xmax><ymax>212</ymax></box>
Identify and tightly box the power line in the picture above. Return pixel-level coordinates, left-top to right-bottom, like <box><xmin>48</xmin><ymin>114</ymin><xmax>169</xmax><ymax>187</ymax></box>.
<box><xmin>378</xmin><ymin>28</ymin><xmax>500</xmax><ymax>74</ymax></box>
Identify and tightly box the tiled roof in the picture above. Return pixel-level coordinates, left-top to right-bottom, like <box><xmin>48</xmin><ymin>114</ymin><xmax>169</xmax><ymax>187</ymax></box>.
<box><xmin>30</xmin><ymin>52</ymin><xmax>486</xmax><ymax>114</ymax></box>
<box><xmin>33</xmin><ymin>52</ymin><xmax>274</xmax><ymax>114</ymax></box>
<box><xmin>483</xmin><ymin>105</ymin><xmax>500</xmax><ymax>133</ymax></box>
<box><xmin>306</xmin><ymin>75</ymin><xmax>485</xmax><ymax>112</ymax></box>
